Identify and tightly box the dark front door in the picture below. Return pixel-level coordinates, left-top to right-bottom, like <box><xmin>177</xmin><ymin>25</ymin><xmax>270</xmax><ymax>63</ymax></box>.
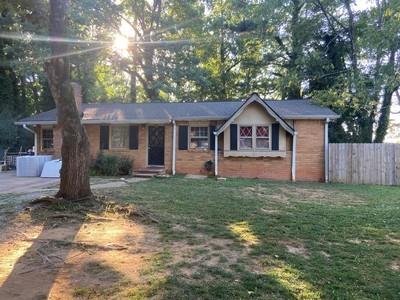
<box><xmin>148</xmin><ymin>126</ymin><xmax>165</xmax><ymax>165</ymax></box>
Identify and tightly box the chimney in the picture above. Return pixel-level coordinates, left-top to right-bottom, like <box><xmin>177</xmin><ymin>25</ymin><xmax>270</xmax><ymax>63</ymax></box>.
<box><xmin>70</xmin><ymin>82</ymin><xmax>82</xmax><ymax>113</ymax></box>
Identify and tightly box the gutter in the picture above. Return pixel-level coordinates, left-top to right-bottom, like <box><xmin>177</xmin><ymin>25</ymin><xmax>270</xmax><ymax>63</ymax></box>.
<box><xmin>22</xmin><ymin>124</ymin><xmax>38</xmax><ymax>156</ymax></box>
<box><xmin>214</xmin><ymin>130</ymin><xmax>219</xmax><ymax>176</ymax></box>
<box><xmin>291</xmin><ymin>130</ymin><xmax>297</xmax><ymax>182</ymax></box>
<box><xmin>172</xmin><ymin>119</ymin><xmax>176</xmax><ymax>175</ymax></box>
<box><xmin>324</xmin><ymin>118</ymin><xmax>330</xmax><ymax>183</ymax></box>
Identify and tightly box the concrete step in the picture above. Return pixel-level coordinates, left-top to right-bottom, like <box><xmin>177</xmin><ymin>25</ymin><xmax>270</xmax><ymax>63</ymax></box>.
<box><xmin>133</xmin><ymin>173</ymin><xmax>159</xmax><ymax>178</ymax></box>
<box><xmin>133</xmin><ymin>166</ymin><xmax>165</xmax><ymax>177</ymax></box>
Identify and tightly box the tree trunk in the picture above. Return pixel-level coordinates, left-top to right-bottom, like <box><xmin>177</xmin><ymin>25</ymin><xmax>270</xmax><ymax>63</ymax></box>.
<box><xmin>142</xmin><ymin>37</ymin><xmax>158</xmax><ymax>99</ymax></box>
<box><xmin>374</xmin><ymin>87</ymin><xmax>394</xmax><ymax>143</ymax></box>
<box><xmin>343</xmin><ymin>0</ymin><xmax>358</xmax><ymax>94</ymax></box>
<box><xmin>374</xmin><ymin>45</ymin><xmax>398</xmax><ymax>143</ymax></box>
<box><xmin>285</xmin><ymin>0</ymin><xmax>303</xmax><ymax>99</ymax></box>
<box><xmin>46</xmin><ymin>0</ymin><xmax>91</xmax><ymax>200</ymax></box>
<box><xmin>129</xmin><ymin>11</ymin><xmax>138</xmax><ymax>103</ymax></box>
<box><xmin>130</xmin><ymin>70</ymin><xmax>137</xmax><ymax>102</ymax></box>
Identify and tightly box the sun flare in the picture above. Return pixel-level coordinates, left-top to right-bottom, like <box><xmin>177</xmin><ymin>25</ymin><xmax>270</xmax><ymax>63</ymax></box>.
<box><xmin>112</xmin><ymin>34</ymin><xmax>130</xmax><ymax>57</ymax></box>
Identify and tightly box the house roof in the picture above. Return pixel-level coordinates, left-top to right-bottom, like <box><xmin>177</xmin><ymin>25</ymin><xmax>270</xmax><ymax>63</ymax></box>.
<box><xmin>216</xmin><ymin>94</ymin><xmax>295</xmax><ymax>135</ymax></box>
<box><xmin>16</xmin><ymin>98</ymin><xmax>339</xmax><ymax>125</ymax></box>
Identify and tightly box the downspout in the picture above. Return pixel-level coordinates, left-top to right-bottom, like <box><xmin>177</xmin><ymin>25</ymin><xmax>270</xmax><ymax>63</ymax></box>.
<box><xmin>214</xmin><ymin>131</ymin><xmax>218</xmax><ymax>176</ymax></box>
<box><xmin>324</xmin><ymin>118</ymin><xmax>330</xmax><ymax>183</ymax></box>
<box><xmin>291</xmin><ymin>131</ymin><xmax>297</xmax><ymax>182</ymax></box>
<box><xmin>22</xmin><ymin>124</ymin><xmax>37</xmax><ymax>156</ymax></box>
<box><xmin>172</xmin><ymin>120</ymin><xmax>176</xmax><ymax>175</ymax></box>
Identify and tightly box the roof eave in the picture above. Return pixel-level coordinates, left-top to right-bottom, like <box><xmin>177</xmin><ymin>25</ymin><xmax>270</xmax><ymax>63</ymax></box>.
<box><xmin>14</xmin><ymin>120</ymin><xmax>57</xmax><ymax>125</ymax></box>
<box><xmin>283</xmin><ymin>115</ymin><xmax>340</xmax><ymax>120</ymax></box>
<box><xmin>216</xmin><ymin>94</ymin><xmax>295</xmax><ymax>135</ymax></box>
<box><xmin>85</xmin><ymin>119</ymin><xmax>176</xmax><ymax>124</ymax></box>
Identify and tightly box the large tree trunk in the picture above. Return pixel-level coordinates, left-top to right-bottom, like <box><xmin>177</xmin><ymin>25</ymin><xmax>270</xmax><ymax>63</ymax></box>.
<box><xmin>46</xmin><ymin>0</ymin><xmax>91</xmax><ymax>200</ymax></box>
<box><xmin>374</xmin><ymin>45</ymin><xmax>398</xmax><ymax>143</ymax></box>
<box><xmin>287</xmin><ymin>0</ymin><xmax>303</xmax><ymax>99</ymax></box>
<box><xmin>374</xmin><ymin>87</ymin><xmax>395</xmax><ymax>143</ymax></box>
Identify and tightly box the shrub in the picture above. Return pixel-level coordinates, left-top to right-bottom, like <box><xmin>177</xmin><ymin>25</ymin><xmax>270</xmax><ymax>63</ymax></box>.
<box><xmin>117</xmin><ymin>156</ymin><xmax>133</xmax><ymax>175</ymax></box>
<box><xmin>204</xmin><ymin>160</ymin><xmax>214</xmax><ymax>172</ymax></box>
<box><xmin>91</xmin><ymin>152</ymin><xmax>133</xmax><ymax>176</ymax></box>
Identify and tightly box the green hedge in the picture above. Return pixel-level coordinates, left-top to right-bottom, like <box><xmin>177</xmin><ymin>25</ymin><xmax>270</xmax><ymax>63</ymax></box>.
<box><xmin>90</xmin><ymin>152</ymin><xmax>133</xmax><ymax>176</ymax></box>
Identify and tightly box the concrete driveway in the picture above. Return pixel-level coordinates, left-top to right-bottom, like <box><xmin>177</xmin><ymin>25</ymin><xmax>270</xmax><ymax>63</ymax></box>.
<box><xmin>0</xmin><ymin>171</ymin><xmax>148</xmax><ymax>194</ymax></box>
<box><xmin>0</xmin><ymin>171</ymin><xmax>59</xmax><ymax>194</ymax></box>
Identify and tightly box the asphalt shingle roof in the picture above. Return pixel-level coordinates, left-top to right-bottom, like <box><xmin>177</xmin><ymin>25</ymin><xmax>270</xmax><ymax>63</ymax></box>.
<box><xmin>16</xmin><ymin>99</ymin><xmax>339</xmax><ymax>125</ymax></box>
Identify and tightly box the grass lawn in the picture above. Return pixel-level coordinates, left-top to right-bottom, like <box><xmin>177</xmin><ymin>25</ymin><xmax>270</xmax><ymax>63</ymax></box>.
<box><xmin>108</xmin><ymin>176</ymin><xmax>400</xmax><ymax>300</ymax></box>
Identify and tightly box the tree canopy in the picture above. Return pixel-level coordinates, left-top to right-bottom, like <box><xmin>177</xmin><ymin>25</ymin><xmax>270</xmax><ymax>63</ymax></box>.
<box><xmin>0</xmin><ymin>0</ymin><xmax>399</xmax><ymax>147</ymax></box>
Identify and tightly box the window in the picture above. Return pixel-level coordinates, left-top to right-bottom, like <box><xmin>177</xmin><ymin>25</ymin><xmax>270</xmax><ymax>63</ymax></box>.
<box><xmin>239</xmin><ymin>126</ymin><xmax>253</xmax><ymax>149</ymax></box>
<box><xmin>42</xmin><ymin>128</ymin><xmax>53</xmax><ymax>150</ymax></box>
<box><xmin>239</xmin><ymin>125</ymin><xmax>271</xmax><ymax>150</ymax></box>
<box><xmin>189</xmin><ymin>126</ymin><xmax>209</xmax><ymax>149</ymax></box>
<box><xmin>111</xmin><ymin>126</ymin><xmax>129</xmax><ymax>149</ymax></box>
<box><xmin>256</xmin><ymin>126</ymin><xmax>270</xmax><ymax>149</ymax></box>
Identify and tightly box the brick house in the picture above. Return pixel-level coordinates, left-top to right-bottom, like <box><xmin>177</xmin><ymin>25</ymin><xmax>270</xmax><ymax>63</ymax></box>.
<box><xmin>16</xmin><ymin>93</ymin><xmax>338</xmax><ymax>181</ymax></box>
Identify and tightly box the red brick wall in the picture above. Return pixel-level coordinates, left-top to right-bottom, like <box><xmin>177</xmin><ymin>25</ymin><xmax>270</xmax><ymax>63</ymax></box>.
<box><xmin>36</xmin><ymin>125</ymin><xmax>62</xmax><ymax>157</ymax></box>
<box><xmin>219</xmin><ymin>153</ymin><xmax>292</xmax><ymax>180</ymax></box>
<box><xmin>37</xmin><ymin>119</ymin><xmax>325</xmax><ymax>182</ymax></box>
<box><xmin>294</xmin><ymin>119</ymin><xmax>325</xmax><ymax>181</ymax></box>
<box><xmin>174</xmin><ymin>119</ymin><xmax>324</xmax><ymax>182</ymax></box>
<box><xmin>175</xmin><ymin>121</ymin><xmax>215</xmax><ymax>175</ymax></box>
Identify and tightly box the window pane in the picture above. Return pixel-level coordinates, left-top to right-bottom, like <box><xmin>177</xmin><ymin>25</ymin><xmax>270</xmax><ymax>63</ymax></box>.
<box><xmin>42</xmin><ymin>129</ymin><xmax>53</xmax><ymax>139</ymax></box>
<box><xmin>111</xmin><ymin>126</ymin><xmax>129</xmax><ymax>148</ymax></box>
<box><xmin>256</xmin><ymin>138</ymin><xmax>269</xmax><ymax>148</ymax></box>
<box><xmin>190</xmin><ymin>127</ymin><xmax>208</xmax><ymax>149</ymax></box>
<box><xmin>42</xmin><ymin>129</ymin><xmax>53</xmax><ymax>149</ymax></box>
<box><xmin>240</xmin><ymin>126</ymin><xmax>252</xmax><ymax>137</ymax></box>
<box><xmin>256</xmin><ymin>126</ymin><xmax>269</xmax><ymax>137</ymax></box>
<box><xmin>42</xmin><ymin>139</ymin><xmax>53</xmax><ymax>149</ymax></box>
<box><xmin>190</xmin><ymin>126</ymin><xmax>208</xmax><ymax>138</ymax></box>
<box><xmin>240</xmin><ymin>138</ymin><xmax>252</xmax><ymax>149</ymax></box>
<box><xmin>190</xmin><ymin>138</ymin><xmax>209</xmax><ymax>149</ymax></box>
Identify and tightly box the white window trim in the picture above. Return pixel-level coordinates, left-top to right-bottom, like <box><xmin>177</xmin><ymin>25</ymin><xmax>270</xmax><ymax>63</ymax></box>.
<box><xmin>41</xmin><ymin>127</ymin><xmax>54</xmax><ymax>150</ymax></box>
<box><xmin>188</xmin><ymin>124</ymin><xmax>210</xmax><ymax>151</ymax></box>
<box><xmin>238</xmin><ymin>124</ymin><xmax>272</xmax><ymax>151</ymax></box>
<box><xmin>188</xmin><ymin>125</ymin><xmax>209</xmax><ymax>150</ymax></box>
<box><xmin>109</xmin><ymin>125</ymin><xmax>129</xmax><ymax>150</ymax></box>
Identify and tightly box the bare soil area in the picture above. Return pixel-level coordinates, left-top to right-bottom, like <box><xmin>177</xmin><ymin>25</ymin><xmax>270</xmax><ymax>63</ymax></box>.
<box><xmin>0</xmin><ymin>197</ymin><xmax>164</xmax><ymax>300</ymax></box>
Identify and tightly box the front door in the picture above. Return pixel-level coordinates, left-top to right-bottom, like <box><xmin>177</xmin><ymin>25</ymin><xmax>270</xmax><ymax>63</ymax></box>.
<box><xmin>148</xmin><ymin>126</ymin><xmax>165</xmax><ymax>166</ymax></box>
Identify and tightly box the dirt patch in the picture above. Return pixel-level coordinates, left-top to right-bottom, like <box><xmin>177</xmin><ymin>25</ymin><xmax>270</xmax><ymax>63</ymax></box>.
<box><xmin>241</xmin><ymin>184</ymin><xmax>365</xmax><ymax>206</ymax></box>
<box><xmin>0</xmin><ymin>198</ymin><xmax>164</xmax><ymax>300</ymax></box>
<box><xmin>279</xmin><ymin>187</ymin><xmax>366</xmax><ymax>206</ymax></box>
<box><xmin>260</xmin><ymin>208</ymin><xmax>284</xmax><ymax>215</ymax></box>
<box><xmin>347</xmin><ymin>238</ymin><xmax>374</xmax><ymax>245</ymax></box>
<box><xmin>320</xmin><ymin>251</ymin><xmax>331</xmax><ymax>258</ymax></box>
<box><xmin>386</xmin><ymin>235</ymin><xmax>400</xmax><ymax>245</ymax></box>
<box><xmin>390</xmin><ymin>260</ymin><xmax>400</xmax><ymax>271</ymax></box>
<box><xmin>241</xmin><ymin>186</ymin><xmax>290</xmax><ymax>205</ymax></box>
<box><xmin>280</xmin><ymin>240</ymin><xmax>310</xmax><ymax>259</ymax></box>
<box><xmin>167</xmin><ymin>228</ymin><xmax>261</xmax><ymax>280</ymax></box>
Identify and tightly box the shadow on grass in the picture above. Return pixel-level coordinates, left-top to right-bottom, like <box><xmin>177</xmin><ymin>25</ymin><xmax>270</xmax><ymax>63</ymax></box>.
<box><xmin>113</xmin><ymin>176</ymin><xmax>400</xmax><ymax>299</ymax></box>
<box><xmin>0</xmin><ymin>197</ymin><xmax>125</xmax><ymax>299</ymax></box>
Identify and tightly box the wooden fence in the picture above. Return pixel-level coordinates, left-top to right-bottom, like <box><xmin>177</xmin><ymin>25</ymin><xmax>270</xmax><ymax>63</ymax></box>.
<box><xmin>329</xmin><ymin>143</ymin><xmax>400</xmax><ymax>185</ymax></box>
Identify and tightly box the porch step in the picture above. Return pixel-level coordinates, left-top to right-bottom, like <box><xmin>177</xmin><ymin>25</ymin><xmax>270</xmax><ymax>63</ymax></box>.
<box><xmin>134</xmin><ymin>166</ymin><xmax>165</xmax><ymax>178</ymax></box>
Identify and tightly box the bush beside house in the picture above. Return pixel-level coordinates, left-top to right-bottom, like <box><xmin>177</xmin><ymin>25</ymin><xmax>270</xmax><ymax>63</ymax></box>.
<box><xmin>91</xmin><ymin>152</ymin><xmax>133</xmax><ymax>176</ymax></box>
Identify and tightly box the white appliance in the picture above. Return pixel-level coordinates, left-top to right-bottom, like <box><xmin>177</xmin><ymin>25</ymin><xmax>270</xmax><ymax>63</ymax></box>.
<box><xmin>16</xmin><ymin>155</ymin><xmax>53</xmax><ymax>177</ymax></box>
<box><xmin>40</xmin><ymin>159</ymin><xmax>62</xmax><ymax>178</ymax></box>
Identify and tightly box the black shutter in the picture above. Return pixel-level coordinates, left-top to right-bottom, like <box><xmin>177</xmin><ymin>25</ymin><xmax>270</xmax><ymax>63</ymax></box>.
<box><xmin>230</xmin><ymin>124</ymin><xmax>238</xmax><ymax>150</ymax></box>
<box><xmin>271</xmin><ymin>123</ymin><xmax>280</xmax><ymax>150</ymax></box>
<box><xmin>100</xmin><ymin>125</ymin><xmax>109</xmax><ymax>150</ymax></box>
<box><xmin>209</xmin><ymin>126</ymin><xmax>216</xmax><ymax>150</ymax></box>
<box><xmin>178</xmin><ymin>126</ymin><xmax>188</xmax><ymax>150</ymax></box>
<box><xmin>129</xmin><ymin>125</ymin><xmax>139</xmax><ymax>149</ymax></box>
